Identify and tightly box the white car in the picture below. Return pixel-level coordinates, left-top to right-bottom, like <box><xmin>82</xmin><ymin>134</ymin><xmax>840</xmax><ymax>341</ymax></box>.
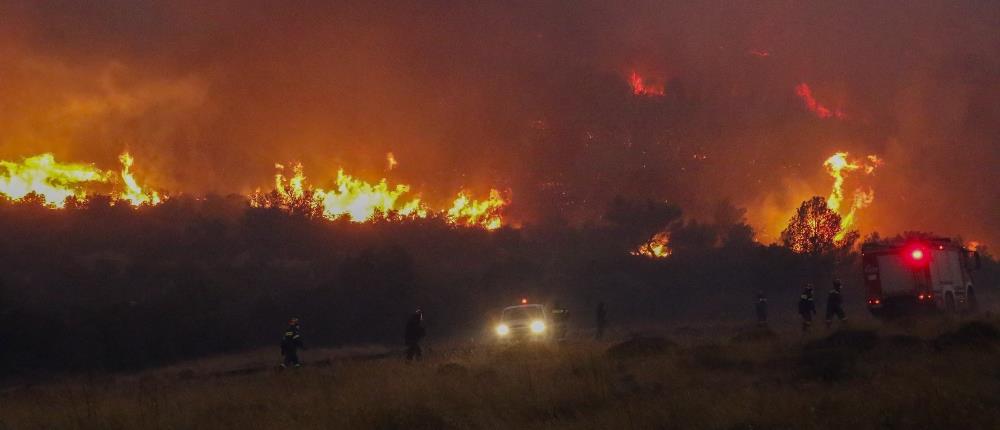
<box><xmin>495</xmin><ymin>304</ymin><xmax>550</xmax><ymax>342</ymax></box>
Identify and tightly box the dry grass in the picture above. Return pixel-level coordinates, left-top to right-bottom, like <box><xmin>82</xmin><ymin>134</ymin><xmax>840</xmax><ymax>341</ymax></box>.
<box><xmin>3</xmin><ymin>318</ymin><xmax>1000</xmax><ymax>430</ymax></box>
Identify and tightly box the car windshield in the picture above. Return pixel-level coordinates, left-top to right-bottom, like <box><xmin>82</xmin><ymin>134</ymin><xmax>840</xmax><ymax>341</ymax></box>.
<box><xmin>502</xmin><ymin>307</ymin><xmax>543</xmax><ymax>321</ymax></box>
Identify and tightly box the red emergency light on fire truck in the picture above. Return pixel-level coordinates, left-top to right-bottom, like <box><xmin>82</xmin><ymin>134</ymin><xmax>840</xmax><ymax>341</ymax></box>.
<box><xmin>861</xmin><ymin>237</ymin><xmax>981</xmax><ymax>317</ymax></box>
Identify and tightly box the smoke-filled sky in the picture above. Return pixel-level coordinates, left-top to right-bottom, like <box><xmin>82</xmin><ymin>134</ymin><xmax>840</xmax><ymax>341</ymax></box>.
<box><xmin>1</xmin><ymin>0</ymin><xmax>997</xmax><ymax>244</ymax></box>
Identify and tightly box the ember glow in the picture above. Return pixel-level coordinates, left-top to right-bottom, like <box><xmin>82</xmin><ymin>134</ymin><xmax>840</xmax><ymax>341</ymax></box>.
<box><xmin>781</xmin><ymin>196</ymin><xmax>843</xmax><ymax>254</ymax></box>
<box><xmin>386</xmin><ymin>152</ymin><xmax>398</xmax><ymax>171</ymax></box>
<box><xmin>632</xmin><ymin>231</ymin><xmax>672</xmax><ymax>258</ymax></box>
<box><xmin>628</xmin><ymin>71</ymin><xmax>665</xmax><ymax>97</ymax></box>
<box><xmin>250</xmin><ymin>162</ymin><xmax>507</xmax><ymax>229</ymax></box>
<box><xmin>795</xmin><ymin>83</ymin><xmax>845</xmax><ymax>119</ymax></box>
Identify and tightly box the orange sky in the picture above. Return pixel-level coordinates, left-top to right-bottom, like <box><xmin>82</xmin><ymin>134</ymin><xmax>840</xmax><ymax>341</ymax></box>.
<box><xmin>0</xmin><ymin>1</ymin><xmax>997</xmax><ymax>245</ymax></box>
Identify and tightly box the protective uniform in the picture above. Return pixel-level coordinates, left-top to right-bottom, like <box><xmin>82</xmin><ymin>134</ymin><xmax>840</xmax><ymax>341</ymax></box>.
<box><xmin>755</xmin><ymin>291</ymin><xmax>768</xmax><ymax>326</ymax></box>
<box><xmin>404</xmin><ymin>310</ymin><xmax>425</xmax><ymax>361</ymax></box>
<box><xmin>551</xmin><ymin>302</ymin><xmax>569</xmax><ymax>341</ymax></box>
<box><xmin>798</xmin><ymin>286</ymin><xmax>816</xmax><ymax>332</ymax></box>
<box><xmin>281</xmin><ymin>319</ymin><xmax>305</xmax><ymax>368</ymax></box>
<box><xmin>825</xmin><ymin>280</ymin><xmax>847</xmax><ymax>328</ymax></box>
<box><xmin>595</xmin><ymin>302</ymin><xmax>608</xmax><ymax>340</ymax></box>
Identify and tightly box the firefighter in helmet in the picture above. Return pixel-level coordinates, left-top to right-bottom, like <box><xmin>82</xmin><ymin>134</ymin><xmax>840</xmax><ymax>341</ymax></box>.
<box><xmin>798</xmin><ymin>284</ymin><xmax>816</xmax><ymax>332</ymax></box>
<box><xmin>825</xmin><ymin>279</ymin><xmax>847</xmax><ymax>329</ymax></box>
<box><xmin>551</xmin><ymin>301</ymin><xmax>570</xmax><ymax>341</ymax></box>
<box><xmin>281</xmin><ymin>317</ymin><xmax>305</xmax><ymax>368</ymax></box>
<box><xmin>755</xmin><ymin>290</ymin><xmax>768</xmax><ymax>327</ymax></box>
<box><xmin>404</xmin><ymin>309</ymin><xmax>426</xmax><ymax>361</ymax></box>
<box><xmin>595</xmin><ymin>301</ymin><xmax>608</xmax><ymax>340</ymax></box>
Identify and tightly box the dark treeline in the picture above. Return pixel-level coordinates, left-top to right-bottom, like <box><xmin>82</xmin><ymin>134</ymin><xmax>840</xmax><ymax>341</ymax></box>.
<box><xmin>0</xmin><ymin>195</ymin><xmax>995</xmax><ymax>376</ymax></box>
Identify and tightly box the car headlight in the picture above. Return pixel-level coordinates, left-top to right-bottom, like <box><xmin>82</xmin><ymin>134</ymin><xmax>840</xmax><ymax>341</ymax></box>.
<box><xmin>530</xmin><ymin>320</ymin><xmax>545</xmax><ymax>333</ymax></box>
<box><xmin>496</xmin><ymin>323</ymin><xmax>510</xmax><ymax>336</ymax></box>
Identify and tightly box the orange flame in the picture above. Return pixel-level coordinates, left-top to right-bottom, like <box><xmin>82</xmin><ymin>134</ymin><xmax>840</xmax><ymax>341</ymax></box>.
<box><xmin>446</xmin><ymin>189</ymin><xmax>507</xmax><ymax>230</ymax></box>
<box><xmin>386</xmin><ymin>152</ymin><xmax>398</xmax><ymax>171</ymax></box>
<box><xmin>250</xmin><ymin>162</ymin><xmax>507</xmax><ymax>229</ymax></box>
<box><xmin>631</xmin><ymin>231</ymin><xmax>672</xmax><ymax>258</ymax></box>
<box><xmin>0</xmin><ymin>152</ymin><xmax>164</xmax><ymax>208</ymax></box>
<box><xmin>0</xmin><ymin>153</ymin><xmax>110</xmax><ymax>207</ymax></box>
<box><xmin>117</xmin><ymin>152</ymin><xmax>162</xmax><ymax>206</ymax></box>
<box><xmin>315</xmin><ymin>169</ymin><xmax>425</xmax><ymax>221</ymax></box>
<box><xmin>628</xmin><ymin>71</ymin><xmax>665</xmax><ymax>97</ymax></box>
<box><xmin>795</xmin><ymin>83</ymin><xmax>844</xmax><ymax>119</ymax></box>
<box><xmin>823</xmin><ymin>152</ymin><xmax>880</xmax><ymax>240</ymax></box>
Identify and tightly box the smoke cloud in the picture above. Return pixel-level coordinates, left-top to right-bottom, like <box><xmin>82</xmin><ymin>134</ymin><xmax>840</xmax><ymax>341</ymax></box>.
<box><xmin>1</xmin><ymin>0</ymin><xmax>997</xmax><ymax>244</ymax></box>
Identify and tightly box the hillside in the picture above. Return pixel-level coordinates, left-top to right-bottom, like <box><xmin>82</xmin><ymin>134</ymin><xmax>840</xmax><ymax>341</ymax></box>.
<box><xmin>4</xmin><ymin>318</ymin><xmax>1000</xmax><ymax>429</ymax></box>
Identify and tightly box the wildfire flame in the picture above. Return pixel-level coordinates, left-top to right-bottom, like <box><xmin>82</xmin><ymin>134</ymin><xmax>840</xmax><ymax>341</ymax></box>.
<box><xmin>0</xmin><ymin>152</ymin><xmax>163</xmax><ymax>208</ymax></box>
<box><xmin>631</xmin><ymin>231</ymin><xmax>672</xmax><ymax>258</ymax></box>
<box><xmin>0</xmin><ymin>153</ymin><xmax>110</xmax><ymax>207</ymax></box>
<box><xmin>628</xmin><ymin>70</ymin><xmax>665</xmax><ymax>97</ymax></box>
<box><xmin>447</xmin><ymin>189</ymin><xmax>506</xmax><ymax>230</ymax></box>
<box><xmin>118</xmin><ymin>152</ymin><xmax>162</xmax><ymax>206</ymax></box>
<box><xmin>315</xmin><ymin>169</ymin><xmax>425</xmax><ymax>221</ymax></box>
<box><xmin>823</xmin><ymin>152</ymin><xmax>881</xmax><ymax>240</ymax></box>
<box><xmin>795</xmin><ymin>83</ymin><xmax>845</xmax><ymax>119</ymax></box>
<box><xmin>250</xmin><ymin>162</ymin><xmax>507</xmax><ymax>229</ymax></box>
<box><xmin>386</xmin><ymin>152</ymin><xmax>398</xmax><ymax>171</ymax></box>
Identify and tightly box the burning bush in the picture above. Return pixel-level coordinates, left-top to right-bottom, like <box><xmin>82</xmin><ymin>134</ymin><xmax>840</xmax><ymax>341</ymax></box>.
<box><xmin>249</xmin><ymin>162</ymin><xmax>507</xmax><ymax>229</ymax></box>
<box><xmin>780</xmin><ymin>196</ymin><xmax>858</xmax><ymax>254</ymax></box>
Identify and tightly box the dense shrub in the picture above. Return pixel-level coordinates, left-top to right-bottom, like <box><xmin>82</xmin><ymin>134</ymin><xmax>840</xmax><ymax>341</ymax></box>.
<box><xmin>4</xmin><ymin>196</ymin><xmax>995</xmax><ymax>374</ymax></box>
<box><xmin>607</xmin><ymin>336</ymin><xmax>678</xmax><ymax>359</ymax></box>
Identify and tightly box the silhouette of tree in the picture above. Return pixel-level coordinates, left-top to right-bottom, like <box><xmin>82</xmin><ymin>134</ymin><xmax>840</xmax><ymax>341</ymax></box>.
<box><xmin>862</xmin><ymin>231</ymin><xmax>883</xmax><ymax>246</ymax></box>
<box><xmin>604</xmin><ymin>196</ymin><xmax>682</xmax><ymax>243</ymax></box>
<box><xmin>780</xmin><ymin>196</ymin><xmax>845</xmax><ymax>254</ymax></box>
<box><xmin>0</xmin><ymin>192</ymin><xmax>990</xmax><ymax>374</ymax></box>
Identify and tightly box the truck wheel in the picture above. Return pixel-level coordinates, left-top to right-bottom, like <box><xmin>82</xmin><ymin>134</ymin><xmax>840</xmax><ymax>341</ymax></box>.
<box><xmin>945</xmin><ymin>293</ymin><xmax>956</xmax><ymax>314</ymax></box>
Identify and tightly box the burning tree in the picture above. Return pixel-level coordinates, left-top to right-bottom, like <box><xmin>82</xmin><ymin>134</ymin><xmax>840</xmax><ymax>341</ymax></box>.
<box><xmin>631</xmin><ymin>231</ymin><xmax>671</xmax><ymax>258</ymax></box>
<box><xmin>781</xmin><ymin>196</ymin><xmax>858</xmax><ymax>254</ymax></box>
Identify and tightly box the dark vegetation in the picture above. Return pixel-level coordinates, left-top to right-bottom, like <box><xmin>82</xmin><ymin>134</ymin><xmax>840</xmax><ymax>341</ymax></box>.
<box><xmin>0</xmin><ymin>194</ymin><xmax>996</xmax><ymax>376</ymax></box>
<box><xmin>5</xmin><ymin>320</ymin><xmax>1000</xmax><ymax>429</ymax></box>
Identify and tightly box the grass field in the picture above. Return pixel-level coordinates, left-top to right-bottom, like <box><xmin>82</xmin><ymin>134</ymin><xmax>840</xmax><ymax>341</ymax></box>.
<box><xmin>3</xmin><ymin>317</ymin><xmax>1000</xmax><ymax>430</ymax></box>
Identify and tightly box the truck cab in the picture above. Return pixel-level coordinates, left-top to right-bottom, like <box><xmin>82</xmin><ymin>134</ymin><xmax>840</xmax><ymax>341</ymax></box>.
<box><xmin>494</xmin><ymin>303</ymin><xmax>550</xmax><ymax>342</ymax></box>
<box><xmin>862</xmin><ymin>237</ymin><xmax>980</xmax><ymax>317</ymax></box>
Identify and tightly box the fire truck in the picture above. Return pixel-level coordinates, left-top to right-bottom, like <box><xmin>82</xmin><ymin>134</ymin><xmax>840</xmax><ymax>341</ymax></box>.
<box><xmin>862</xmin><ymin>238</ymin><xmax>981</xmax><ymax>316</ymax></box>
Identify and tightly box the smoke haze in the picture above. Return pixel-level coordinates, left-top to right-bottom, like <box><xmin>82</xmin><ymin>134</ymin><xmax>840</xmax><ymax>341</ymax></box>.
<box><xmin>1</xmin><ymin>0</ymin><xmax>997</xmax><ymax>243</ymax></box>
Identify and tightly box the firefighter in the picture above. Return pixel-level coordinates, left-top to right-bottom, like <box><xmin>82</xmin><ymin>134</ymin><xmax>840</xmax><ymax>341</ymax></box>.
<box><xmin>825</xmin><ymin>279</ymin><xmax>847</xmax><ymax>329</ymax></box>
<box><xmin>551</xmin><ymin>302</ymin><xmax>570</xmax><ymax>341</ymax></box>
<box><xmin>595</xmin><ymin>301</ymin><xmax>608</xmax><ymax>340</ymax></box>
<box><xmin>281</xmin><ymin>318</ymin><xmax>305</xmax><ymax>368</ymax></box>
<box><xmin>798</xmin><ymin>285</ymin><xmax>816</xmax><ymax>332</ymax></box>
<box><xmin>755</xmin><ymin>290</ymin><xmax>768</xmax><ymax>326</ymax></box>
<box><xmin>404</xmin><ymin>309</ymin><xmax>425</xmax><ymax>361</ymax></box>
